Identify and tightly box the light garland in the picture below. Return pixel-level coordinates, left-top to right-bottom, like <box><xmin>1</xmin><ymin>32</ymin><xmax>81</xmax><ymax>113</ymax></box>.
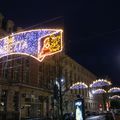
<box><xmin>109</xmin><ymin>95</ymin><xmax>120</xmax><ymax>99</ymax></box>
<box><xmin>108</xmin><ymin>87</ymin><xmax>120</xmax><ymax>93</ymax></box>
<box><xmin>92</xmin><ymin>89</ymin><xmax>106</xmax><ymax>94</ymax></box>
<box><xmin>70</xmin><ymin>82</ymin><xmax>88</xmax><ymax>89</ymax></box>
<box><xmin>0</xmin><ymin>29</ymin><xmax>63</xmax><ymax>62</ymax></box>
<box><xmin>90</xmin><ymin>79</ymin><xmax>112</xmax><ymax>88</ymax></box>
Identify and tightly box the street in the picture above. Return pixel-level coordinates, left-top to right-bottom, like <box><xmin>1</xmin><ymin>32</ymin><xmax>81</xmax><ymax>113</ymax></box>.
<box><xmin>86</xmin><ymin>115</ymin><xmax>106</xmax><ymax>120</ymax></box>
<box><xmin>86</xmin><ymin>114</ymin><xmax>120</xmax><ymax>120</ymax></box>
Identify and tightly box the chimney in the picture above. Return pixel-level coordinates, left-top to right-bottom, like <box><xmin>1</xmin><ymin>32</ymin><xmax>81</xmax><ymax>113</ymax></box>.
<box><xmin>0</xmin><ymin>13</ymin><xmax>4</xmax><ymax>28</ymax></box>
<box><xmin>17</xmin><ymin>27</ymin><xmax>23</xmax><ymax>32</ymax></box>
<box><xmin>6</xmin><ymin>20</ymin><xmax>14</xmax><ymax>33</ymax></box>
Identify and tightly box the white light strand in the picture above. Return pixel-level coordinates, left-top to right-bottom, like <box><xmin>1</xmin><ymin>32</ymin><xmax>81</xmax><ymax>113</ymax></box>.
<box><xmin>90</xmin><ymin>79</ymin><xmax>112</xmax><ymax>88</ymax></box>
<box><xmin>108</xmin><ymin>87</ymin><xmax>120</xmax><ymax>93</ymax></box>
<box><xmin>0</xmin><ymin>29</ymin><xmax>63</xmax><ymax>62</ymax></box>
<box><xmin>109</xmin><ymin>95</ymin><xmax>120</xmax><ymax>99</ymax></box>
<box><xmin>70</xmin><ymin>82</ymin><xmax>88</xmax><ymax>89</ymax></box>
<box><xmin>92</xmin><ymin>89</ymin><xmax>106</xmax><ymax>94</ymax></box>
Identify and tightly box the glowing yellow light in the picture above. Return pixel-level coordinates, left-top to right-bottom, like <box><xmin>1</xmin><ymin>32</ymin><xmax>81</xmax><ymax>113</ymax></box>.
<box><xmin>38</xmin><ymin>31</ymin><xmax>63</xmax><ymax>61</ymax></box>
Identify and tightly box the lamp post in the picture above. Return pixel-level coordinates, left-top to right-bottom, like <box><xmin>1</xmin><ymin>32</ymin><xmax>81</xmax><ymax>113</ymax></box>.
<box><xmin>53</xmin><ymin>78</ymin><xmax>64</xmax><ymax>120</ymax></box>
<box><xmin>59</xmin><ymin>78</ymin><xmax>63</xmax><ymax>120</ymax></box>
<box><xmin>55</xmin><ymin>54</ymin><xmax>64</xmax><ymax>120</ymax></box>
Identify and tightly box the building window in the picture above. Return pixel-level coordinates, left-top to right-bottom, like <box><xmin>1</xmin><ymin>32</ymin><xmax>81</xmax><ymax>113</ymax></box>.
<box><xmin>13</xmin><ymin>67</ymin><xmax>20</xmax><ymax>82</ymax></box>
<box><xmin>13</xmin><ymin>92</ymin><xmax>19</xmax><ymax>111</ymax></box>
<box><xmin>3</xmin><ymin>68</ymin><xmax>9</xmax><ymax>80</ymax></box>
<box><xmin>39</xmin><ymin>64</ymin><xmax>42</xmax><ymax>72</ymax></box>
<box><xmin>23</xmin><ymin>71</ymin><xmax>29</xmax><ymax>83</ymax></box>
<box><xmin>22</xmin><ymin>58</ymin><xmax>29</xmax><ymax>83</ymax></box>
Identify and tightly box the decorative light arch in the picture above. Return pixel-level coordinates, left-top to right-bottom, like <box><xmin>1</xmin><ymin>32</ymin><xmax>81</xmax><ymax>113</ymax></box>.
<box><xmin>92</xmin><ymin>89</ymin><xmax>107</xmax><ymax>94</ymax></box>
<box><xmin>90</xmin><ymin>79</ymin><xmax>112</xmax><ymax>88</ymax></box>
<box><xmin>108</xmin><ymin>87</ymin><xmax>120</xmax><ymax>93</ymax></box>
<box><xmin>109</xmin><ymin>95</ymin><xmax>120</xmax><ymax>99</ymax></box>
<box><xmin>0</xmin><ymin>29</ymin><xmax>63</xmax><ymax>62</ymax></box>
<box><xmin>70</xmin><ymin>82</ymin><xmax>88</xmax><ymax>89</ymax></box>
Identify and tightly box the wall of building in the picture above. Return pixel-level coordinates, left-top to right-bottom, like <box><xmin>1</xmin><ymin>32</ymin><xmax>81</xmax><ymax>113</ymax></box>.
<box><xmin>0</xmin><ymin>13</ymin><xmax>102</xmax><ymax>119</ymax></box>
<box><xmin>61</xmin><ymin>55</ymin><xmax>100</xmax><ymax>113</ymax></box>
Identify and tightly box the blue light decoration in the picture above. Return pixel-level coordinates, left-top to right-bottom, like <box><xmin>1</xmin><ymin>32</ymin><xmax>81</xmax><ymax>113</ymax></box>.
<box><xmin>109</xmin><ymin>95</ymin><xmax>120</xmax><ymax>99</ymax></box>
<box><xmin>0</xmin><ymin>29</ymin><xmax>63</xmax><ymax>62</ymax></box>
<box><xmin>70</xmin><ymin>82</ymin><xmax>88</xmax><ymax>90</ymax></box>
<box><xmin>89</xmin><ymin>79</ymin><xmax>112</xmax><ymax>88</ymax></box>
<box><xmin>108</xmin><ymin>87</ymin><xmax>120</xmax><ymax>93</ymax></box>
<box><xmin>92</xmin><ymin>89</ymin><xmax>106</xmax><ymax>95</ymax></box>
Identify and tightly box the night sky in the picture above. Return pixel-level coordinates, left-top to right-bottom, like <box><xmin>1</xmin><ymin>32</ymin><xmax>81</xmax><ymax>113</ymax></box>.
<box><xmin>0</xmin><ymin>0</ymin><xmax>120</xmax><ymax>85</ymax></box>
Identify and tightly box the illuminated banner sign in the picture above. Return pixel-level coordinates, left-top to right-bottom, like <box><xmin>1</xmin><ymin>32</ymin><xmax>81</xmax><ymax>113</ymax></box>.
<box><xmin>74</xmin><ymin>98</ymin><xmax>85</xmax><ymax>120</ymax></box>
<box><xmin>0</xmin><ymin>29</ymin><xmax>63</xmax><ymax>62</ymax></box>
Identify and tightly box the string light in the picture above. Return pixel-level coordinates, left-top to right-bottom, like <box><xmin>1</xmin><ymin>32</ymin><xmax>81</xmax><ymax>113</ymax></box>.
<box><xmin>92</xmin><ymin>89</ymin><xmax>106</xmax><ymax>94</ymax></box>
<box><xmin>109</xmin><ymin>95</ymin><xmax>120</xmax><ymax>99</ymax></box>
<box><xmin>0</xmin><ymin>29</ymin><xmax>63</xmax><ymax>62</ymax></box>
<box><xmin>108</xmin><ymin>87</ymin><xmax>120</xmax><ymax>93</ymax></box>
<box><xmin>70</xmin><ymin>82</ymin><xmax>88</xmax><ymax>89</ymax></box>
<box><xmin>89</xmin><ymin>79</ymin><xmax>112</xmax><ymax>88</ymax></box>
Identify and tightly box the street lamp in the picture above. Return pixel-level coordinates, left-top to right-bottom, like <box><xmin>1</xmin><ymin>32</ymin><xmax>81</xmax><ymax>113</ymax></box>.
<box><xmin>53</xmin><ymin>77</ymin><xmax>64</xmax><ymax>120</ymax></box>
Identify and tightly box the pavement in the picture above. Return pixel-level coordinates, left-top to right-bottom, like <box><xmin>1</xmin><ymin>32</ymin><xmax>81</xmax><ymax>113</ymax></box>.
<box><xmin>86</xmin><ymin>115</ymin><xmax>106</xmax><ymax>120</ymax></box>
